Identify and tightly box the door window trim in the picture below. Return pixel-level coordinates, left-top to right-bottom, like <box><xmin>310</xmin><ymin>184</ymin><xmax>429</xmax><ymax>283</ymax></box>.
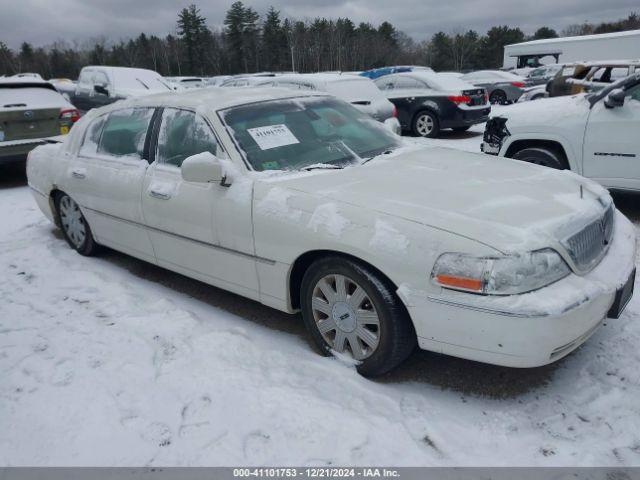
<box><xmin>148</xmin><ymin>107</ymin><xmax>226</xmax><ymax>169</ymax></box>
<box><xmin>77</xmin><ymin>107</ymin><xmax>158</xmax><ymax>166</ymax></box>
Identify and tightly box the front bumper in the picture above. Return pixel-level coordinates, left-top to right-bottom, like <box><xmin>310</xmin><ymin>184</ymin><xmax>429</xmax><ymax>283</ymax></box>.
<box><xmin>404</xmin><ymin>212</ymin><xmax>637</xmax><ymax>368</ymax></box>
<box><xmin>440</xmin><ymin>107</ymin><xmax>490</xmax><ymax>129</ymax></box>
<box><xmin>480</xmin><ymin>141</ymin><xmax>500</xmax><ymax>155</ymax></box>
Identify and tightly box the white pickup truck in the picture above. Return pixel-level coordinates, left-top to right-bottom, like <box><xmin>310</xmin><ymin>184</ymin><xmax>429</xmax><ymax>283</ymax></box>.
<box><xmin>482</xmin><ymin>72</ymin><xmax>640</xmax><ymax>192</ymax></box>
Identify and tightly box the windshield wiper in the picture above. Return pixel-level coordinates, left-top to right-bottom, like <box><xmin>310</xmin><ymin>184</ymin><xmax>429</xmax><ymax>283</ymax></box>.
<box><xmin>136</xmin><ymin>78</ymin><xmax>150</xmax><ymax>90</ymax></box>
<box><xmin>361</xmin><ymin>149</ymin><xmax>395</xmax><ymax>165</ymax></box>
<box><xmin>302</xmin><ymin>163</ymin><xmax>344</xmax><ymax>171</ymax></box>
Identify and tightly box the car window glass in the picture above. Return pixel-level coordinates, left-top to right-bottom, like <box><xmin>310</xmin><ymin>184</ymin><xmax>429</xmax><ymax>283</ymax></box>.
<box><xmin>97</xmin><ymin>108</ymin><xmax>154</xmax><ymax>159</ymax></box>
<box><xmin>78</xmin><ymin>70</ymin><xmax>93</xmax><ymax>88</ymax></box>
<box><xmin>610</xmin><ymin>67</ymin><xmax>629</xmax><ymax>82</ymax></box>
<box><xmin>79</xmin><ymin>115</ymin><xmax>107</xmax><ymax>157</ymax></box>
<box><xmin>94</xmin><ymin>71</ymin><xmax>109</xmax><ymax>87</ymax></box>
<box><xmin>393</xmin><ymin>77</ymin><xmax>423</xmax><ymax>89</ymax></box>
<box><xmin>222</xmin><ymin>96</ymin><xmax>400</xmax><ymax>171</ymax></box>
<box><xmin>375</xmin><ymin>78</ymin><xmax>395</xmax><ymax>90</ymax></box>
<box><xmin>627</xmin><ymin>84</ymin><xmax>640</xmax><ymax>102</ymax></box>
<box><xmin>156</xmin><ymin>109</ymin><xmax>220</xmax><ymax>168</ymax></box>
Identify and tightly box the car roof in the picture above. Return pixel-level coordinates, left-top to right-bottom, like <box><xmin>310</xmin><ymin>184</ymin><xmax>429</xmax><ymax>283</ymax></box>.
<box><xmin>96</xmin><ymin>86</ymin><xmax>327</xmax><ymax>113</ymax></box>
<box><xmin>275</xmin><ymin>73</ymin><xmax>370</xmax><ymax>84</ymax></box>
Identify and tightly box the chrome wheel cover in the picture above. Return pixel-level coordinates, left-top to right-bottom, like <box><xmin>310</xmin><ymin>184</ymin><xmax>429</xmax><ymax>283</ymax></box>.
<box><xmin>59</xmin><ymin>196</ymin><xmax>86</xmax><ymax>248</ymax></box>
<box><xmin>311</xmin><ymin>274</ymin><xmax>380</xmax><ymax>360</ymax></box>
<box><xmin>416</xmin><ymin>114</ymin><xmax>434</xmax><ymax>136</ymax></box>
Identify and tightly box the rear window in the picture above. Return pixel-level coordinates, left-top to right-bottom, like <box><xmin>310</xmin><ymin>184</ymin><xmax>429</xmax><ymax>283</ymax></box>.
<box><xmin>414</xmin><ymin>73</ymin><xmax>471</xmax><ymax>91</ymax></box>
<box><xmin>325</xmin><ymin>79</ymin><xmax>385</xmax><ymax>101</ymax></box>
<box><xmin>0</xmin><ymin>87</ymin><xmax>64</xmax><ymax>110</ymax></box>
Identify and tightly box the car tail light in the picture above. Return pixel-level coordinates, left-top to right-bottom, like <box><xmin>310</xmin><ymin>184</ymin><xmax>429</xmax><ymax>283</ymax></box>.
<box><xmin>447</xmin><ymin>95</ymin><xmax>471</xmax><ymax>105</ymax></box>
<box><xmin>483</xmin><ymin>91</ymin><xmax>489</xmax><ymax>103</ymax></box>
<box><xmin>60</xmin><ymin>108</ymin><xmax>80</xmax><ymax>123</ymax></box>
<box><xmin>391</xmin><ymin>104</ymin><xmax>398</xmax><ymax>118</ymax></box>
<box><xmin>511</xmin><ymin>81</ymin><xmax>525</xmax><ymax>88</ymax></box>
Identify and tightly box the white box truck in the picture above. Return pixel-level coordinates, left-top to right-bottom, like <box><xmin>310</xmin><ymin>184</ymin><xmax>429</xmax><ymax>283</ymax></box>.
<box><xmin>503</xmin><ymin>29</ymin><xmax>640</xmax><ymax>69</ymax></box>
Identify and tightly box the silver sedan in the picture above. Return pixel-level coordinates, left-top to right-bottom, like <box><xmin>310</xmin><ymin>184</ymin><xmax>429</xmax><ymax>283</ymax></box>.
<box><xmin>461</xmin><ymin>70</ymin><xmax>525</xmax><ymax>104</ymax></box>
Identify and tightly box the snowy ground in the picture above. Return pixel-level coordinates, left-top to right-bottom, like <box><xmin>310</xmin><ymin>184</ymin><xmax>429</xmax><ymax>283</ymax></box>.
<box><xmin>1</xmin><ymin>115</ymin><xmax>640</xmax><ymax>466</ymax></box>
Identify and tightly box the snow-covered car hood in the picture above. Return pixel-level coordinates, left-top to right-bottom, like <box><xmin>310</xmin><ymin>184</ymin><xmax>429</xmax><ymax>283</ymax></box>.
<box><xmin>260</xmin><ymin>146</ymin><xmax>611</xmax><ymax>253</ymax></box>
<box><xmin>495</xmin><ymin>94</ymin><xmax>589</xmax><ymax>127</ymax></box>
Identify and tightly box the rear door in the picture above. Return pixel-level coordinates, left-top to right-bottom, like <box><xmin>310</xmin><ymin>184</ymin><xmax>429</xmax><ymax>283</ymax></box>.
<box><xmin>69</xmin><ymin>107</ymin><xmax>156</xmax><ymax>261</ymax></box>
<box><xmin>583</xmin><ymin>81</ymin><xmax>640</xmax><ymax>190</ymax></box>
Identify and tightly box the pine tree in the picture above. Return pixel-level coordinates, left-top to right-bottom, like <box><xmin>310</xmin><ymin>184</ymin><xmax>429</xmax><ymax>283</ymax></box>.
<box><xmin>177</xmin><ymin>4</ymin><xmax>208</xmax><ymax>74</ymax></box>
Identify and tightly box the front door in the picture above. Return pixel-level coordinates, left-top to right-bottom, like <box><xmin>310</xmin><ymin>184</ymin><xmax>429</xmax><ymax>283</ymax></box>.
<box><xmin>141</xmin><ymin>108</ymin><xmax>259</xmax><ymax>299</ymax></box>
<box><xmin>583</xmin><ymin>81</ymin><xmax>640</xmax><ymax>191</ymax></box>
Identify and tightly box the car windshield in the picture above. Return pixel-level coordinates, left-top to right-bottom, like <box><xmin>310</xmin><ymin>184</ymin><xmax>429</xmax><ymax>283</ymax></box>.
<box><xmin>112</xmin><ymin>70</ymin><xmax>172</xmax><ymax>91</ymax></box>
<box><xmin>221</xmin><ymin>96</ymin><xmax>401</xmax><ymax>171</ymax></box>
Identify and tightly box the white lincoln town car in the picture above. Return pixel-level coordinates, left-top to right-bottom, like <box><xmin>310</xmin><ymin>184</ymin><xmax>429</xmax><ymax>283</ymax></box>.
<box><xmin>27</xmin><ymin>87</ymin><xmax>636</xmax><ymax>376</ymax></box>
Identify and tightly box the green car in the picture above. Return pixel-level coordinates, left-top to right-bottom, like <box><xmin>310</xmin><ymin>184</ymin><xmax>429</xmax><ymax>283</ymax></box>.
<box><xmin>0</xmin><ymin>78</ymin><xmax>79</xmax><ymax>165</ymax></box>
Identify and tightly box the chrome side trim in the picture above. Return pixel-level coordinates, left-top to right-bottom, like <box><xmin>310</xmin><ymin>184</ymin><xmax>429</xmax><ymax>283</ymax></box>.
<box><xmin>28</xmin><ymin>185</ymin><xmax>47</xmax><ymax>197</ymax></box>
<box><xmin>82</xmin><ymin>205</ymin><xmax>276</xmax><ymax>265</ymax></box>
<box><xmin>427</xmin><ymin>294</ymin><xmax>588</xmax><ymax>318</ymax></box>
<box><xmin>426</xmin><ymin>295</ymin><xmax>547</xmax><ymax>318</ymax></box>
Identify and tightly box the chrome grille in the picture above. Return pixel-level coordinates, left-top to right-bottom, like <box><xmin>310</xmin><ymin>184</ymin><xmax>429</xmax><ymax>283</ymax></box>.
<box><xmin>563</xmin><ymin>204</ymin><xmax>614</xmax><ymax>272</ymax></box>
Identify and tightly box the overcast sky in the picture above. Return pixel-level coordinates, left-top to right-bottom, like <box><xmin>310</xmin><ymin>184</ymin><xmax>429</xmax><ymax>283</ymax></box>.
<box><xmin>0</xmin><ymin>0</ymin><xmax>638</xmax><ymax>49</ymax></box>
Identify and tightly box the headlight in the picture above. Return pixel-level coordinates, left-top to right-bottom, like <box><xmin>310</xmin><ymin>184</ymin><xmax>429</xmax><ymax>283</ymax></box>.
<box><xmin>431</xmin><ymin>249</ymin><xmax>570</xmax><ymax>295</ymax></box>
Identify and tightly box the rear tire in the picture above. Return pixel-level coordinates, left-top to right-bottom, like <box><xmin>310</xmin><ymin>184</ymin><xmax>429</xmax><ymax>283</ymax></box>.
<box><xmin>512</xmin><ymin>147</ymin><xmax>566</xmax><ymax>170</ymax></box>
<box><xmin>489</xmin><ymin>90</ymin><xmax>507</xmax><ymax>105</ymax></box>
<box><xmin>412</xmin><ymin>110</ymin><xmax>440</xmax><ymax>138</ymax></box>
<box><xmin>54</xmin><ymin>192</ymin><xmax>99</xmax><ymax>256</ymax></box>
<box><xmin>300</xmin><ymin>256</ymin><xmax>416</xmax><ymax>377</ymax></box>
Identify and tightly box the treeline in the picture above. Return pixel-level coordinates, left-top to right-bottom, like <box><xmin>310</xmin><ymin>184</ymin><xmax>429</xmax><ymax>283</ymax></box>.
<box><xmin>0</xmin><ymin>5</ymin><xmax>638</xmax><ymax>79</ymax></box>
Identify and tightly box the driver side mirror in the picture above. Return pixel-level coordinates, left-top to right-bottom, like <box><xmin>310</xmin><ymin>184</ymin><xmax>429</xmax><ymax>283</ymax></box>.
<box><xmin>604</xmin><ymin>88</ymin><xmax>625</xmax><ymax>109</ymax></box>
<box><xmin>181</xmin><ymin>153</ymin><xmax>228</xmax><ymax>185</ymax></box>
<box><xmin>94</xmin><ymin>84</ymin><xmax>109</xmax><ymax>96</ymax></box>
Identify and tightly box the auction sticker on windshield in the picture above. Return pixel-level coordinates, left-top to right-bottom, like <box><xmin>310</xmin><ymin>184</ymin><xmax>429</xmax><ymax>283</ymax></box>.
<box><xmin>248</xmin><ymin>124</ymin><xmax>299</xmax><ymax>150</ymax></box>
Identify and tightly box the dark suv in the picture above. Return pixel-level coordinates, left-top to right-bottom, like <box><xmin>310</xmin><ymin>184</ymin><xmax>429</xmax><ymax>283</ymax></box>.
<box><xmin>375</xmin><ymin>72</ymin><xmax>490</xmax><ymax>137</ymax></box>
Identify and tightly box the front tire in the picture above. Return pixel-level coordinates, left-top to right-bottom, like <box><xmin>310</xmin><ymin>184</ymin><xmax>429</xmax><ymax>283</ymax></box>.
<box><xmin>55</xmin><ymin>193</ymin><xmax>99</xmax><ymax>256</ymax></box>
<box><xmin>300</xmin><ymin>256</ymin><xmax>416</xmax><ymax>376</ymax></box>
<box><xmin>512</xmin><ymin>147</ymin><xmax>566</xmax><ymax>170</ymax></box>
<box><xmin>412</xmin><ymin>110</ymin><xmax>440</xmax><ymax>138</ymax></box>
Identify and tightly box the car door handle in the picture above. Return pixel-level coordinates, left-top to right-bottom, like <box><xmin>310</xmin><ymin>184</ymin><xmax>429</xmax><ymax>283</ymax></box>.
<box><xmin>149</xmin><ymin>190</ymin><xmax>171</xmax><ymax>200</ymax></box>
<box><xmin>71</xmin><ymin>168</ymin><xmax>86</xmax><ymax>179</ymax></box>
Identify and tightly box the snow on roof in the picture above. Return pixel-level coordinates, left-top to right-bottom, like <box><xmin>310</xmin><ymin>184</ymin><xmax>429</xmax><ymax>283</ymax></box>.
<box><xmin>0</xmin><ymin>77</ymin><xmax>57</xmax><ymax>91</ymax></box>
<box><xmin>101</xmin><ymin>86</ymin><xmax>326</xmax><ymax>113</ymax></box>
<box><xmin>507</xmin><ymin>29</ymin><xmax>640</xmax><ymax>47</ymax></box>
<box><xmin>276</xmin><ymin>73</ymin><xmax>371</xmax><ymax>84</ymax></box>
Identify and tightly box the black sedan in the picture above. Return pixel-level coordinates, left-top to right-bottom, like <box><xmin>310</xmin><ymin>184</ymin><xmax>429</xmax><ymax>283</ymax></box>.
<box><xmin>375</xmin><ymin>72</ymin><xmax>490</xmax><ymax>138</ymax></box>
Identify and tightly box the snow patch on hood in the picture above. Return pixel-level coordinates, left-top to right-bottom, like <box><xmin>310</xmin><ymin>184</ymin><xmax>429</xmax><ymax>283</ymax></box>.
<box><xmin>369</xmin><ymin>219</ymin><xmax>410</xmax><ymax>255</ymax></box>
<box><xmin>494</xmin><ymin>94</ymin><xmax>589</xmax><ymax>127</ymax></box>
<box><xmin>256</xmin><ymin>186</ymin><xmax>302</xmax><ymax>222</ymax></box>
<box><xmin>307</xmin><ymin>203</ymin><xmax>350</xmax><ymax>237</ymax></box>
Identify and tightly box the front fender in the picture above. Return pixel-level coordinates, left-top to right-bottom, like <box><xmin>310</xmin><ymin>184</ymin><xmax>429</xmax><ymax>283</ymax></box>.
<box><xmin>499</xmin><ymin>132</ymin><xmax>582</xmax><ymax>174</ymax></box>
